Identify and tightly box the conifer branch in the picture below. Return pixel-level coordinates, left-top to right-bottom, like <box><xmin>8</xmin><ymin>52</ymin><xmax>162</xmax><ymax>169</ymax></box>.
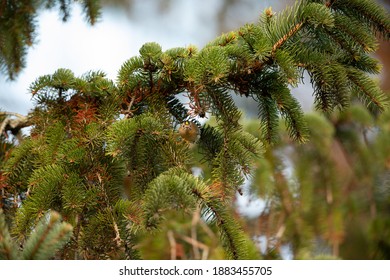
<box><xmin>2</xmin><ymin>0</ymin><xmax>389</xmax><ymax>260</ymax></box>
<box><xmin>204</xmin><ymin>199</ymin><xmax>249</xmax><ymax>259</ymax></box>
<box><xmin>272</xmin><ymin>22</ymin><xmax>304</xmax><ymax>55</ymax></box>
<box><xmin>330</xmin><ymin>0</ymin><xmax>390</xmax><ymax>39</ymax></box>
<box><xmin>19</xmin><ymin>211</ymin><xmax>73</xmax><ymax>260</ymax></box>
<box><xmin>0</xmin><ymin>209</ymin><xmax>19</xmax><ymax>260</ymax></box>
<box><xmin>0</xmin><ymin>112</ymin><xmax>31</xmax><ymax>140</ymax></box>
<box><xmin>178</xmin><ymin>233</ymin><xmax>210</xmax><ymax>260</ymax></box>
<box><xmin>351</xmin><ymin>80</ymin><xmax>383</xmax><ymax>109</ymax></box>
<box><xmin>121</xmin><ymin>96</ymin><xmax>136</xmax><ymax>118</ymax></box>
<box><xmin>347</xmin><ymin>69</ymin><xmax>388</xmax><ymax>112</ymax></box>
<box><xmin>23</xmin><ymin>211</ymin><xmax>60</xmax><ymax>259</ymax></box>
<box><xmin>167</xmin><ymin>230</ymin><xmax>177</xmax><ymax>260</ymax></box>
<box><xmin>191</xmin><ymin>182</ymin><xmax>250</xmax><ymax>259</ymax></box>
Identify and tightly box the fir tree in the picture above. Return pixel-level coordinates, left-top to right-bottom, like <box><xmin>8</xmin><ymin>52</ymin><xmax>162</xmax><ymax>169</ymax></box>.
<box><xmin>0</xmin><ymin>0</ymin><xmax>389</xmax><ymax>259</ymax></box>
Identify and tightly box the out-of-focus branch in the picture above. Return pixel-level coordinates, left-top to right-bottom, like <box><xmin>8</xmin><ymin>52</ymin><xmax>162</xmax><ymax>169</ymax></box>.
<box><xmin>0</xmin><ymin>112</ymin><xmax>31</xmax><ymax>140</ymax></box>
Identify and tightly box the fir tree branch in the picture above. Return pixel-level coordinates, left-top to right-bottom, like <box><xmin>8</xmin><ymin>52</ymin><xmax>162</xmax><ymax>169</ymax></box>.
<box><xmin>3</xmin><ymin>0</ymin><xmax>390</xmax><ymax>261</ymax></box>
<box><xmin>167</xmin><ymin>230</ymin><xmax>177</xmax><ymax>260</ymax></box>
<box><xmin>347</xmin><ymin>69</ymin><xmax>389</xmax><ymax>112</ymax></box>
<box><xmin>81</xmin><ymin>0</ymin><xmax>102</xmax><ymax>25</ymax></box>
<box><xmin>255</xmin><ymin>91</ymin><xmax>279</xmax><ymax>143</ymax></box>
<box><xmin>22</xmin><ymin>211</ymin><xmax>73</xmax><ymax>260</ymax></box>
<box><xmin>0</xmin><ymin>209</ymin><xmax>19</xmax><ymax>260</ymax></box>
<box><xmin>330</xmin><ymin>0</ymin><xmax>390</xmax><ymax>39</ymax></box>
<box><xmin>202</xmin><ymin>198</ymin><xmax>249</xmax><ymax>259</ymax></box>
<box><xmin>121</xmin><ymin>96</ymin><xmax>136</xmax><ymax>118</ymax></box>
<box><xmin>191</xmin><ymin>181</ymin><xmax>250</xmax><ymax>259</ymax></box>
<box><xmin>0</xmin><ymin>112</ymin><xmax>31</xmax><ymax>140</ymax></box>
<box><xmin>178</xmin><ymin>233</ymin><xmax>210</xmax><ymax>260</ymax></box>
<box><xmin>272</xmin><ymin>22</ymin><xmax>304</xmax><ymax>55</ymax></box>
<box><xmin>23</xmin><ymin>212</ymin><xmax>60</xmax><ymax>259</ymax></box>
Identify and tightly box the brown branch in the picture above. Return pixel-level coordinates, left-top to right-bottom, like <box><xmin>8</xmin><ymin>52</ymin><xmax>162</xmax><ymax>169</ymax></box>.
<box><xmin>191</xmin><ymin>206</ymin><xmax>201</xmax><ymax>259</ymax></box>
<box><xmin>178</xmin><ymin>234</ymin><xmax>209</xmax><ymax>260</ymax></box>
<box><xmin>272</xmin><ymin>22</ymin><xmax>304</xmax><ymax>54</ymax></box>
<box><xmin>121</xmin><ymin>96</ymin><xmax>136</xmax><ymax>118</ymax></box>
<box><xmin>250</xmin><ymin>22</ymin><xmax>305</xmax><ymax>74</ymax></box>
<box><xmin>0</xmin><ymin>112</ymin><xmax>31</xmax><ymax>141</ymax></box>
<box><xmin>167</xmin><ymin>230</ymin><xmax>177</xmax><ymax>260</ymax></box>
<box><xmin>112</xmin><ymin>218</ymin><xmax>122</xmax><ymax>248</ymax></box>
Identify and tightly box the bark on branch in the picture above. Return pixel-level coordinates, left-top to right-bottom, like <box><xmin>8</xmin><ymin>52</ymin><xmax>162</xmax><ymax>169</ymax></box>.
<box><xmin>0</xmin><ymin>112</ymin><xmax>31</xmax><ymax>140</ymax></box>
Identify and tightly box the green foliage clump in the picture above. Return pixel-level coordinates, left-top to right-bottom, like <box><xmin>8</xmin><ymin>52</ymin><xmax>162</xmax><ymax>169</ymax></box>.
<box><xmin>0</xmin><ymin>209</ymin><xmax>73</xmax><ymax>260</ymax></box>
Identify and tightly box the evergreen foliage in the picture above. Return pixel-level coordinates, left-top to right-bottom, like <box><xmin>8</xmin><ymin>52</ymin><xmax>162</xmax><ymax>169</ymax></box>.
<box><xmin>0</xmin><ymin>0</ymin><xmax>389</xmax><ymax>259</ymax></box>
<box><xmin>0</xmin><ymin>209</ymin><xmax>73</xmax><ymax>260</ymax></box>
<box><xmin>0</xmin><ymin>0</ymin><xmax>101</xmax><ymax>80</ymax></box>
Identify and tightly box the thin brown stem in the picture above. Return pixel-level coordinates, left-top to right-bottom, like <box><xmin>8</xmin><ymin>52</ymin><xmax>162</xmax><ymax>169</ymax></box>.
<box><xmin>167</xmin><ymin>230</ymin><xmax>177</xmax><ymax>260</ymax></box>
<box><xmin>272</xmin><ymin>22</ymin><xmax>304</xmax><ymax>54</ymax></box>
